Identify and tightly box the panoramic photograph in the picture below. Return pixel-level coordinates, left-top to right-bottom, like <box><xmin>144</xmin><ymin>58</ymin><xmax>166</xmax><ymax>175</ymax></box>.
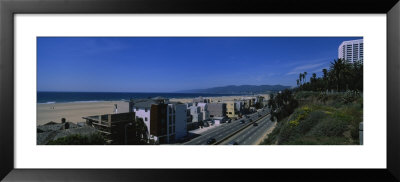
<box><xmin>36</xmin><ymin>37</ymin><xmax>363</xmax><ymax>145</ymax></box>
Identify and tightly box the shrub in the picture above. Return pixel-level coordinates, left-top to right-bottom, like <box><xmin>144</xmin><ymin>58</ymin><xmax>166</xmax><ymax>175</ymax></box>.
<box><xmin>268</xmin><ymin>89</ymin><xmax>298</xmax><ymax>122</ymax></box>
<box><xmin>308</xmin><ymin>117</ymin><xmax>348</xmax><ymax>137</ymax></box>
<box><xmin>317</xmin><ymin>92</ymin><xmax>328</xmax><ymax>104</ymax></box>
<box><xmin>277</xmin><ymin>123</ymin><xmax>298</xmax><ymax>144</ymax></box>
<box><xmin>297</xmin><ymin>111</ymin><xmax>325</xmax><ymax>135</ymax></box>
<box><xmin>342</xmin><ymin>90</ymin><xmax>361</xmax><ymax>104</ymax></box>
<box><xmin>295</xmin><ymin>91</ymin><xmax>316</xmax><ymax>99</ymax></box>
<box><xmin>289</xmin><ymin>120</ymin><xmax>299</xmax><ymax>127</ymax></box>
<box><xmin>283</xmin><ymin>136</ymin><xmax>350</xmax><ymax>145</ymax></box>
<box><xmin>301</xmin><ymin>106</ymin><xmax>312</xmax><ymax>113</ymax></box>
<box><xmin>341</xmin><ymin>104</ymin><xmax>363</xmax><ymax>140</ymax></box>
<box><xmin>47</xmin><ymin>133</ymin><xmax>105</xmax><ymax>145</ymax></box>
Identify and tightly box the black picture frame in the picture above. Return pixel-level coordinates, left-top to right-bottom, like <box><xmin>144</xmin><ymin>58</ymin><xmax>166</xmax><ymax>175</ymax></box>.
<box><xmin>1</xmin><ymin>0</ymin><xmax>399</xmax><ymax>181</ymax></box>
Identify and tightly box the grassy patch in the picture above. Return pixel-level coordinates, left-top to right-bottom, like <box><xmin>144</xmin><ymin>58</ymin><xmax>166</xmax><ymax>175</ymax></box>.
<box><xmin>262</xmin><ymin>91</ymin><xmax>363</xmax><ymax>145</ymax></box>
<box><xmin>283</xmin><ymin>136</ymin><xmax>351</xmax><ymax>145</ymax></box>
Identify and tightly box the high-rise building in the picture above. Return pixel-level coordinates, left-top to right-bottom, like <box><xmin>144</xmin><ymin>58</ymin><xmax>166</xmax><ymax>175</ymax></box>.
<box><xmin>338</xmin><ymin>39</ymin><xmax>364</xmax><ymax>63</ymax></box>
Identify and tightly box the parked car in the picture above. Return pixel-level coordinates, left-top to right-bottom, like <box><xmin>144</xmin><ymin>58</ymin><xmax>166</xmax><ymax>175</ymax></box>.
<box><xmin>207</xmin><ymin>138</ymin><xmax>216</xmax><ymax>144</ymax></box>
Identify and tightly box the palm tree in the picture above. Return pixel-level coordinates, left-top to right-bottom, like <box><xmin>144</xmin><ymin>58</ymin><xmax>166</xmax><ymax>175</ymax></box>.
<box><xmin>303</xmin><ymin>72</ymin><xmax>307</xmax><ymax>85</ymax></box>
<box><xmin>322</xmin><ymin>68</ymin><xmax>328</xmax><ymax>91</ymax></box>
<box><xmin>322</xmin><ymin>69</ymin><xmax>328</xmax><ymax>79</ymax></box>
<box><xmin>311</xmin><ymin>73</ymin><xmax>317</xmax><ymax>83</ymax></box>
<box><xmin>330</xmin><ymin>59</ymin><xmax>347</xmax><ymax>92</ymax></box>
<box><xmin>296</xmin><ymin>79</ymin><xmax>300</xmax><ymax>87</ymax></box>
<box><xmin>299</xmin><ymin>73</ymin><xmax>303</xmax><ymax>86</ymax></box>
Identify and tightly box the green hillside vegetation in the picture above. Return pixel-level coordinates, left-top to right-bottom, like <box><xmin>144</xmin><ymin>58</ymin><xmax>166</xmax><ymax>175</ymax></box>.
<box><xmin>262</xmin><ymin>59</ymin><xmax>363</xmax><ymax>145</ymax></box>
<box><xmin>262</xmin><ymin>91</ymin><xmax>362</xmax><ymax>145</ymax></box>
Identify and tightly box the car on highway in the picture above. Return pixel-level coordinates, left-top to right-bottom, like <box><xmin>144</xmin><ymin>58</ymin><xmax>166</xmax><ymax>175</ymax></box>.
<box><xmin>240</xmin><ymin>120</ymin><xmax>245</xmax><ymax>124</ymax></box>
<box><xmin>249</xmin><ymin>119</ymin><xmax>253</xmax><ymax>122</ymax></box>
<box><xmin>258</xmin><ymin>114</ymin><xmax>261</xmax><ymax>117</ymax></box>
<box><xmin>253</xmin><ymin>123</ymin><xmax>258</xmax><ymax>126</ymax></box>
<box><xmin>207</xmin><ymin>138</ymin><xmax>216</xmax><ymax>144</ymax></box>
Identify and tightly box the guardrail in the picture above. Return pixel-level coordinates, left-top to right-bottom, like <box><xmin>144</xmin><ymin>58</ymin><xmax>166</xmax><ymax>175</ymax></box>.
<box><xmin>213</xmin><ymin>113</ymin><xmax>270</xmax><ymax>145</ymax></box>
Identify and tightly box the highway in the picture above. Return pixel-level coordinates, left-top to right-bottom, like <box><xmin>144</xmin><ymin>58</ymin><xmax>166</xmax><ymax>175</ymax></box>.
<box><xmin>221</xmin><ymin>114</ymin><xmax>274</xmax><ymax>145</ymax></box>
<box><xmin>183</xmin><ymin>108</ymin><xmax>270</xmax><ymax>145</ymax></box>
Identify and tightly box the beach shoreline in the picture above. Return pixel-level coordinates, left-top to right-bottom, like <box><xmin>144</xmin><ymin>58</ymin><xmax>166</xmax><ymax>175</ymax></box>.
<box><xmin>37</xmin><ymin>101</ymin><xmax>126</xmax><ymax>126</ymax></box>
<box><xmin>37</xmin><ymin>94</ymin><xmax>269</xmax><ymax>126</ymax></box>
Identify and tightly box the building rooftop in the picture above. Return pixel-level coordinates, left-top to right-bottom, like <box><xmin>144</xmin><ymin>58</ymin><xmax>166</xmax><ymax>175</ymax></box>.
<box><xmin>339</xmin><ymin>39</ymin><xmax>364</xmax><ymax>46</ymax></box>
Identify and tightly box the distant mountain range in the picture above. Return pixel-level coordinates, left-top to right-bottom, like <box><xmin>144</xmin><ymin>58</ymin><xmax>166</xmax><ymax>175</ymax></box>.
<box><xmin>178</xmin><ymin>85</ymin><xmax>291</xmax><ymax>94</ymax></box>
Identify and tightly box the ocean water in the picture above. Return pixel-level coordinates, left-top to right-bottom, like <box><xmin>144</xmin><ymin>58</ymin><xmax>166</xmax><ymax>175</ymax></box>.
<box><xmin>37</xmin><ymin>92</ymin><xmax>246</xmax><ymax>104</ymax></box>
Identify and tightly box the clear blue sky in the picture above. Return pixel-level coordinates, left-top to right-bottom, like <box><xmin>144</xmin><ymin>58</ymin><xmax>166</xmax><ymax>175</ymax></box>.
<box><xmin>37</xmin><ymin>37</ymin><xmax>362</xmax><ymax>92</ymax></box>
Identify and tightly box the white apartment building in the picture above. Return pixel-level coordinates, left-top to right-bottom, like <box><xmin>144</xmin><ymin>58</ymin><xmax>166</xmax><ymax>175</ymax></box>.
<box><xmin>338</xmin><ymin>39</ymin><xmax>364</xmax><ymax>63</ymax></box>
<box><xmin>235</xmin><ymin>101</ymin><xmax>244</xmax><ymax>113</ymax></box>
<box><xmin>197</xmin><ymin>102</ymin><xmax>210</xmax><ymax>121</ymax></box>
<box><xmin>130</xmin><ymin>100</ymin><xmax>153</xmax><ymax>141</ymax></box>
<box><xmin>168</xmin><ymin>103</ymin><xmax>187</xmax><ymax>140</ymax></box>
<box><xmin>127</xmin><ymin>99</ymin><xmax>187</xmax><ymax>144</ymax></box>
<box><xmin>188</xmin><ymin>105</ymin><xmax>203</xmax><ymax>123</ymax></box>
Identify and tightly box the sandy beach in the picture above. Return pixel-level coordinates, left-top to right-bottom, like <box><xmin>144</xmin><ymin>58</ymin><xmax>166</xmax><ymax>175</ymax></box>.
<box><xmin>37</xmin><ymin>94</ymin><xmax>270</xmax><ymax>126</ymax></box>
<box><xmin>37</xmin><ymin>101</ymin><xmax>126</xmax><ymax>126</ymax></box>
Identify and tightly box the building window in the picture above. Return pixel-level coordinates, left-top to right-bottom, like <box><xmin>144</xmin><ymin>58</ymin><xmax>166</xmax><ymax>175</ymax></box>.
<box><xmin>145</xmin><ymin>108</ymin><xmax>147</xmax><ymax>112</ymax></box>
<box><xmin>145</xmin><ymin>117</ymin><xmax>148</xmax><ymax>121</ymax></box>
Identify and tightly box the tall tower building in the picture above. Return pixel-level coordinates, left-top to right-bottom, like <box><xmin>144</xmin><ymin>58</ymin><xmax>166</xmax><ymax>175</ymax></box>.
<box><xmin>338</xmin><ymin>39</ymin><xmax>363</xmax><ymax>63</ymax></box>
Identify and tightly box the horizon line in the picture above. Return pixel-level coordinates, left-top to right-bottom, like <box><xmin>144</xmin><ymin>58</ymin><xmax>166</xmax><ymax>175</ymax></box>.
<box><xmin>37</xmin><ymin>84</ymin><xmax>291</xmax><ymax>93</ymax></box>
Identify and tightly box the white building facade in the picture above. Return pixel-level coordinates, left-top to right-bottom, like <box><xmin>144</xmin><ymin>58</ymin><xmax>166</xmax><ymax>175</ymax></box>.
<box><xmin>197</xmin><ymin>103</ymin><xmax>210</xmax><ymax>121</ymax></box>
<box><xmin>338</xmin><ymin>39</ymin><xmax>364</xmax><ymax>63</ymax></box>
<box><xmin>128</xmin><ymin>99</ymin><xmax>187</xmax><ymax>144</ymax></box>
<box><xmin>173</xmin><ymin>104</ymin><xmax>187</xmax><ymax>139</ymax></box>
<box><xmin>130</xmin><ymin>101</ymin><xmax>153</xmax><ymax>141</ymax></box>
<box><xmin>189</xmin><ymin>105</ymin><xmax>203</xmax><ymax>123</ymax></box>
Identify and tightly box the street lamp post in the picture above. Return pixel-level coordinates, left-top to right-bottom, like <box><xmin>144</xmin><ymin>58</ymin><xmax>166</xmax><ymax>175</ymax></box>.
<box><xmin>125</xmin><ymin>122</ymin><xmax>133</xmax><ymax>145</ymax></box>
